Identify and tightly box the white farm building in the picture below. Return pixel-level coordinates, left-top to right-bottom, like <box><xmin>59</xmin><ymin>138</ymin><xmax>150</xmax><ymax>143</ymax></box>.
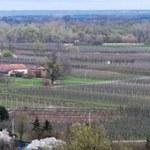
<box><xmin>0</xmin><ymin>64</ymin><xmax>27</xmax><ymax>76</ymax></box>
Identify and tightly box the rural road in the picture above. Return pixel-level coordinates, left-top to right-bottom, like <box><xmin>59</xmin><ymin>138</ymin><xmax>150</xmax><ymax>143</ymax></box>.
<box><xmin>112</xmin><ymin>140</ymin><xmax>146</xmax><ymax>143</ymax></box>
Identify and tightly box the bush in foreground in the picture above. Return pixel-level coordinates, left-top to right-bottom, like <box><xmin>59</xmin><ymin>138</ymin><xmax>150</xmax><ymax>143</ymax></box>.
<box><xmin>0</xmin><ymin>129</ymin><xmax>14</xmax><ymax>150</ymax></box>
<box><xmin>61</xmin><ymin>123</ymin><xmax>111</xmax><ymax>150</ymax></box>
<box><xmin>25</xmin><ymin>137</ymin><xmax>65</xmax><ymax>150</ymax></box>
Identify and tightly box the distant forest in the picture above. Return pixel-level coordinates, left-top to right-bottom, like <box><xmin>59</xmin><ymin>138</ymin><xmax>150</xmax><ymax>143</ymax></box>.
<box><xmin>0</xmin><ymin>11</ymin><xmax>150</xmax><ymax>45</ymax></box>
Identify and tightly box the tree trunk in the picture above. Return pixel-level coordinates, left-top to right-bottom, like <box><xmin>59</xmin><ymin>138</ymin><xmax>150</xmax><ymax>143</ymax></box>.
<box><xmin>51</xmin><ymin>79</ymin><xmax>54</xmax><ymax>84</ymax></box>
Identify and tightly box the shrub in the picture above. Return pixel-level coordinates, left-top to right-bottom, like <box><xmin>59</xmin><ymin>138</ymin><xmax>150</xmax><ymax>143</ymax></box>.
<box><xmin>62</xmin><ymin>123</ymin><xmax>111</xmax><ymax>150</ymax></box>
<box><xmin>15</xmin><ymin>72</ymin><xmax>23</xmax><ymax>77</ymax></box>
<box><xmin>1</xmin><ymin>50</ymin><xmax>12</xmax><ymax>57</ymax></box>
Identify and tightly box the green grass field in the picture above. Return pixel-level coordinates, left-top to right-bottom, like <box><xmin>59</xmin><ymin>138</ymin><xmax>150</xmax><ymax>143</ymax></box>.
<box><xmin>15</xmin><ymin>77</ymin><xmax>43</xmax><ymax>88</ymax></box>
<box><xmin>0</xmin><ymin>75</ymin><xmax>104</xmax><ymax>90</ymax></box>
<box><xmin>0</xmin><ymin>77</ymin><xmax>43</xmax><ymax>91</ymax></box>
<box><xmin>61</xmin><ymin>75</ymin><xmax>101</xmax><ymax>85</ymax></box>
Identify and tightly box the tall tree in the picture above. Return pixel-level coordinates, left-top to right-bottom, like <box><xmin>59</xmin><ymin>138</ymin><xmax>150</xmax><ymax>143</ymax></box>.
<box><xmin>43</xmin><ymin>52</ymin><xmax>62</xmax><ymax>84</ymax></box>
<box><xmin>15</xmin><ymin>112</ymin><xmax>29</xmax><ymax>141</ymax></box>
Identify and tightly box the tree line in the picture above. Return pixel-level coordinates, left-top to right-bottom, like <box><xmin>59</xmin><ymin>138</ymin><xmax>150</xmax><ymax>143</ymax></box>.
<box><xmin>0</xmin><ymin>19</ymin><xmax>150</xmax><ymax>45</ymax></box>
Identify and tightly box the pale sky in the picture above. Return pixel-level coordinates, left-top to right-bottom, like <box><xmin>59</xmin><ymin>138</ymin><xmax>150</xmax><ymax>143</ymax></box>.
<box><xmin>0</xmin><ymin>0</ymin><xmax>150</xmax><ymax>10</ymax></box>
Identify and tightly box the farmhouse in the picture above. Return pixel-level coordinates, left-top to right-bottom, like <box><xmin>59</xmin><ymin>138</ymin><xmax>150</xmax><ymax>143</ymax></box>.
<box><xmin>30</xmin><ymin>66</ymin><xmax>47</xmax><ymax>78</ymax></box>
<box><xmin>0</xmin><ymin>64</ymin><xmax>28</xmax><ymax>76</ymax></box>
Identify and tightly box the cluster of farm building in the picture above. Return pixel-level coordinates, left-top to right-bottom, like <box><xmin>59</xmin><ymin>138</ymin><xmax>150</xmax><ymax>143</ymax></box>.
<box><xmin>0</xmin><ymin>64</ymin><xmax>47</xmax><ymax>78</ymax></box>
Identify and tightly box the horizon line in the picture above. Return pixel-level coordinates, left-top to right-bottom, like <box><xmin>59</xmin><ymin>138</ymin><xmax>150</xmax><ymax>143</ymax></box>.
<box><xmin>0</xmin><ymin>9</ymin><xmax>150</xmax><ymax>11</ymax></box>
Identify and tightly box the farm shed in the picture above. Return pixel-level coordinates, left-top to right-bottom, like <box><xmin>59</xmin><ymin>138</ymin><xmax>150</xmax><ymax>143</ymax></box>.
<box><xmin>30</xmin><ymin>66</ymin><xmax>47</xmax><ymax>78</ymax></box>
<box><xmin>0</xmin><ymin>64</ymin><xmax>28</xmax><ymax>74</ymax></box>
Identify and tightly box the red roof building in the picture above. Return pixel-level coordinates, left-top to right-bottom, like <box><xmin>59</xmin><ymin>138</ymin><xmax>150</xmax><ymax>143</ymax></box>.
<box><xmin>0</xmin><ymin>64</ymin><xmax>28</xmax><ymax>74</ymax></box>
<box><xmin>0</xmin><ymin>64</ymin><xmax>27</xmax><ymax>70</ymax></box>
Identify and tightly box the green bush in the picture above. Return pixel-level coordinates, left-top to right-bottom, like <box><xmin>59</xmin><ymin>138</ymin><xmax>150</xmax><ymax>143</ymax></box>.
<box><xmin>1</xmin><ymin>50</ymin><xmax>12</xmax><ymax>57</ymax></box>
<box><xmin>15</xmin><ymin>72</ymin><xmax>23</xmax><ymax>77</ymax></box>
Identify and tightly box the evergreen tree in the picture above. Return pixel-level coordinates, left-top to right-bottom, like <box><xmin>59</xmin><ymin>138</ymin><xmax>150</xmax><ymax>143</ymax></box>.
<box><xmin>32</xmin><ymin>118</ymin><xmax>41</xmax><ymax>131</ymax></box>
<box><xmin>32</xmin><ymin>118</ymin><xmax>42</xmax><ymax>139</ymax></box>
<box><xmin>0</xmin><ymin>106</ymin><xmax>9</xmax><ymax>121</ymax></box>
<box><xmin>42</xmin><ymin>120</ymin><xmax>53</xmax><ymax>138</ymax></box>
<box><xmin>43</xmin><ymin>120</ymin><xmax>52</xmax><ymax>131</ymax></box>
